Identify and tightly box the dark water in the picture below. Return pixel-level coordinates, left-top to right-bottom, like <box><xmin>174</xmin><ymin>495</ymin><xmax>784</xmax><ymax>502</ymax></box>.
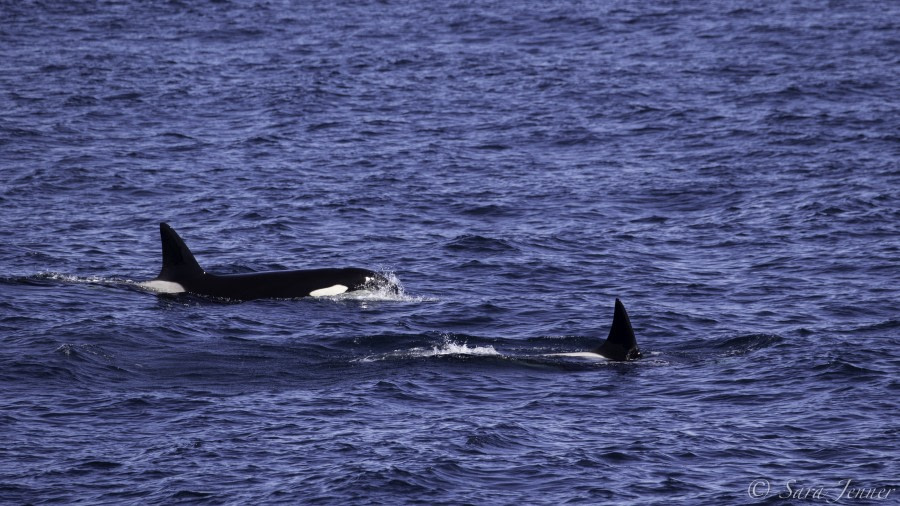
<box><xmin>2</xmin><ymin>1</ymin><xmax>899</xmax><ymax>504</ymax></box>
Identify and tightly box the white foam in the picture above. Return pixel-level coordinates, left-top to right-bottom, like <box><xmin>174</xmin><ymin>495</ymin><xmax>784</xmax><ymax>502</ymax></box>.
<box><xmin>357</xmin><ymin>338</ymin><xmax>500</xmax><ymax>363</ymax></box>
<box><xmin>310</xmin><ymin>284</ymin><xmax>349</xmax><ymax>297</ymax></box>
<box><xmin>137</xmin><ymin>280</ymin><xmax>186</xmax><ymax>294</ymax></box>
<box><xmin>417</xmin><ymin>340</ymin><xmax>500</xmax><ymax>358</ymax></box>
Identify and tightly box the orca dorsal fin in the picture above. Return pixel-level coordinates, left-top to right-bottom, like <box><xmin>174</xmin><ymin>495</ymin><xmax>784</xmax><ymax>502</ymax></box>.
<box><xmin>156</xmin><ymin>223</ymin><xmax>204</xmax><ymax>281</ymax></box>
<box><xmin>594</xmin><ymin>298</ymin><xmax>642</xmax><ymax>361</ymax></box>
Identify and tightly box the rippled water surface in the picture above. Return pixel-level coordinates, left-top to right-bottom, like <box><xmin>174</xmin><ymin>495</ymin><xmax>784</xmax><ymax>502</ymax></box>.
<box><xmin>2</xmin><ymin>1</ymin><xmax>898</xmax><ymax>504</ymax></box>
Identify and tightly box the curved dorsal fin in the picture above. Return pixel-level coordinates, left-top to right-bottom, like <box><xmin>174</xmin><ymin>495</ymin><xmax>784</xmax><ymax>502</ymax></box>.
<box><xmin>156</xmin><ymin>223</ymin><xmax>204</xmax><ymax>281</ymax></box>
<box><xmin>594</xmin><ymin>298</ymin><xmax>642</xmax><ymax>361</ymax></box>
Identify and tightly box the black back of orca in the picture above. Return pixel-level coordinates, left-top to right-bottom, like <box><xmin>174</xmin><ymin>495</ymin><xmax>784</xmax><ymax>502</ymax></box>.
<box><xmin>594</xmin><ymin>298</ymin><xmax>642</xmax><ymax>361</ymax></box>
<box><xmin>151</xmin><ymin>223</ymin><xmax>387</xmax><ymax>300</ymax></box>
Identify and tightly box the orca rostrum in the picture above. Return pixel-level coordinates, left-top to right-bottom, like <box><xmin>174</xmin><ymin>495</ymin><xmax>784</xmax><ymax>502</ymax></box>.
<box><xmin>140</xmin><ymin>223</ymin><xmax>392</xmax><ymax>300</ymax></box>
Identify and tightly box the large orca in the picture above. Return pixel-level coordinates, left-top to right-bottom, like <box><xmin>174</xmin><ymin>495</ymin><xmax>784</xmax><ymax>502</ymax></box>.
<box><xmin>555</xmin><ymin>299</ymin><xmax>643</xmax><ymax>361</ymax></box>
<box><xmin>140</xmin><ymin>223</ymin><xmax>393</xmax><ymax>300</ymax></box>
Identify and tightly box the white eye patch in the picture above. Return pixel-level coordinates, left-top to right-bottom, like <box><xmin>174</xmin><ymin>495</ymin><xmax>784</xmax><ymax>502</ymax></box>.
<box><xmin>309</xmin><ymin>284</ymin><xmax>349</xmax><ymax>297</ymax></box>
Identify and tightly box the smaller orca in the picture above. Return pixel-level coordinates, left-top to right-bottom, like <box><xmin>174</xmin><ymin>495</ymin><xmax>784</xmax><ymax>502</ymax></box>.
<box><xmin>140</xmin><ymin>223</ymin><xmax>393</xmax><ymax>301</ymax></box>
<box><xmin>594</xmin><ymin>298</ymin><xmax>642</xmax><ymax>360</ymax></box>
<box><xmin>554</xmin><ymin>298</ymin><xmax>643</xmax><ymax>361</ymax></box>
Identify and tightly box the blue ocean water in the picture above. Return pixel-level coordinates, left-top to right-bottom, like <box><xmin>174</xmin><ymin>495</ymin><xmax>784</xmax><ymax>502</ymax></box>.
<box><xmin>1</xmin><ymin>0</ymin><xmax>898</xmax><ymax>504</ymax></box>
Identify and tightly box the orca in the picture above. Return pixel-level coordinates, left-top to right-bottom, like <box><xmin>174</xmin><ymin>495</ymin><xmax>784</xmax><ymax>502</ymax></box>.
<box><xmin>595</xmin><ymin>298</ymin><xmax>642</xmax><ymax>360</ymax></box>
<box><xmin>554</xmin><ymin>299</ymin><xmax>643</xmax><ymax>361</ymax></box>
<box><xmin>139</xmin><ymin>223</ymin><xmax>393</xmax><ymax>300</ymax></box>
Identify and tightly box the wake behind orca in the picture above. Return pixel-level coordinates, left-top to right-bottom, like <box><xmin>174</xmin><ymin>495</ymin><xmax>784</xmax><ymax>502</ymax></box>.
<box><xmin>140</xmin><ymin>223</ymin><xmax>393</xmax><ymax>300</ymax></box>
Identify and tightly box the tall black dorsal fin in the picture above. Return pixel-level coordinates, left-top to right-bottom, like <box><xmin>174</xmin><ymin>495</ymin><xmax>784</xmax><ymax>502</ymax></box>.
<box><xmin>156</xmin><ymin>223</ymin><xmax>204</xmax><ymax>281</ymax></box>
<box><xmin>594</xmin><ymin>298</ymin><xmax>642</xmax><ymax>361</ymax></box>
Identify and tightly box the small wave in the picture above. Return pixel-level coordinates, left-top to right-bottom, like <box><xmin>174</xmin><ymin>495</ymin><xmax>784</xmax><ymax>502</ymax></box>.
<box><xmin>461</xmin><ymin>204</ymin><xmax>513</xmax><ymax>216</ymax></box>
<box><xmin>812</xmin><ymin>358</ymin><xmax>885</xmax><ymax>380</ymax></box>
<box><xmin>170</xmin><ymin>491</ymin><xmax>215</xmax><ymax>500</ymax></box>
<box><xmin>445</xmin><ymin>234</ymin><xmax>517</xmax><ymax>253</ymax></box>
<box><xmin>472</xmin><ymin>143</ymin><xmax>511</xmax><ymax>151</ymax></box>
<box><xmin>850</xmin><ymin>319</ymin><xmax>899</xmax><ymax>332</ymax></box>
<box><xmin>75</xmin><ymin>460</ymin><xmax>122</xmax><ymax>470</ymax></box>
<box><xmin>713</xmin><ymin>334</ymin><xmax>784</xmax><ymax>356</ymax></box>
